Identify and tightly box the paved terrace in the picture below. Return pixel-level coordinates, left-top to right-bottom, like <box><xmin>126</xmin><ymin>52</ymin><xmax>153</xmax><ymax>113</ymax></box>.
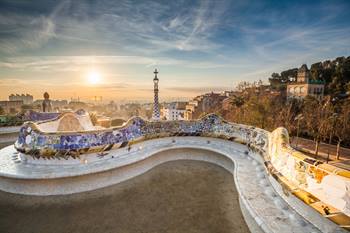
<box><xmin>0</xmin><ymin>137</ymin><xmax>346</xmax><ymax>233</ymax></box>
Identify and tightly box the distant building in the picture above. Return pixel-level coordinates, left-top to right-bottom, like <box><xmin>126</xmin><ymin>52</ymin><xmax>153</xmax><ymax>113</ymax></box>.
<box><xmin>0</xmin><ymin>100</ymin><xmax>23</xmax><ymax>114</ymax></box>
<box><xmin>185</xmin><ymin>92</ymin><xmax>227</xmax><ymax>120</ymax></box>
<box><xmin>33</xmin><ymin>99</ymin><xmax>68</xmax><ymax>112</ymax></box>
<box><xmin>106</xmin><ymin>101</ymin><xmax>118</xmax><ymax>112</ymax></box>
<box><xmin>161</xmin><ymin>102</ymin><xmax>186</xmax><ymax>120</ymax></box>
<box><xmin>287</xmin><ymin>64</ymin><xmax>325</xmax><ymax>100</ymax></box>
<box><xmin>9</xmin><ymin>94</ymin><xmax>33</xmax><ymax>105</ymax></box>
<box><xmin>68</xmin><ymin>101</ymin><xmax>88</xmax><ymax>110</ymax></box>
<box><xmin>51</xmin><ymin>100</ymin><xmax>68</xmax><ymax>110</ymax></box>
<box><xmin>221</xmin><ymin>90</ymin><xmax>236</xmax><ymax>97</ymax></box>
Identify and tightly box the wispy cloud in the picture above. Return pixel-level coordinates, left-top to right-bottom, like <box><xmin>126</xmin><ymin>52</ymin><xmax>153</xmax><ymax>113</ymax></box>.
<box><xmin>0</xmin><ymin>0</ymin><xmax>230</xmax><ymax>56</ymax></box>
<box><xmin>0</xmin><ymin>56</ymin><xmax>178</xmax><ymax>72</ymax></box>
<box><xmin>0</xmin><ymin>0</ymin><xmax>350</xmax><ymax>100</ymax></box>
<box><xmin>0</xmin><ymin>14</ymin><xmax>55</xmax><ymax>54</ymax></box>
<box><xmin>0</xmin><ymin>0</ymin><xmax>74</xmax><ymax>54</ymax></box>
<box><xmin>0</xmin><ymin>55</ymin><xmax>247</xmax><ymax>72</ymax></box>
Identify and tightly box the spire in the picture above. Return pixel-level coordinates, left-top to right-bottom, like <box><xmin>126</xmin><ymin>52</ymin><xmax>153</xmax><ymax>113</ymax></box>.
<box><xmin>153</xmin><ymin>69</ymin><xmax>159</xmax><ymax>82</ymax></box>
<box><xmin>152</xmin><ymin>69</ymin><xmax>160</xmax><ymax>120</ymax></box>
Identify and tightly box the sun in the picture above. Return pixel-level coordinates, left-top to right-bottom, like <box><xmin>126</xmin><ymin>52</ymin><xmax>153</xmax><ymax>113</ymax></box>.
<box><xmin>87</xmin><ymin>71</ymin><xmax>101</xmax><ymax>85</ymax></box>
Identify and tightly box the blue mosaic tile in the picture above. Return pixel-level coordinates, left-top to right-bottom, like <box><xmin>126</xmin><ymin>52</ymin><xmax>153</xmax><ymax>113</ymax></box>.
<box><xmin>15</xmin><ymin>114</ymin><xmax>269</xmax><ymax>157</ymax></box>
<box><xmin>36</xmin><ymin>135</ymin><xmax>46</xmax><ymax>146</ymax></box>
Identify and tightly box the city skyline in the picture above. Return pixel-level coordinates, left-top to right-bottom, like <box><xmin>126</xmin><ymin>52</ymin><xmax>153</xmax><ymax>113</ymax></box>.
<box><xmin>1</xmin><ymin>0</ymin><xmax>350</xmax><ymax>101</ymax></box>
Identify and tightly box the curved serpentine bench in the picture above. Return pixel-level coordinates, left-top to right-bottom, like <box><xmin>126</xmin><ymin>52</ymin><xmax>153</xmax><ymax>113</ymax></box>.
<box><xmin>0</xmin><ymin>113</ymin><xmax>349</xmax><ymax>232</ymax></box>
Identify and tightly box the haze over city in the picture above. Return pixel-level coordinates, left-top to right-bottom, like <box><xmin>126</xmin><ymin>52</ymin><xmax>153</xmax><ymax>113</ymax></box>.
<box><xmin>1</xmin><ymin>0</ymin><xmax>350</xmax><ymax>101</ymax></box>
<box><xmin>1</xmin><ymin>0</ymin><xmax>350</xmax><ymax>233</ymax></box>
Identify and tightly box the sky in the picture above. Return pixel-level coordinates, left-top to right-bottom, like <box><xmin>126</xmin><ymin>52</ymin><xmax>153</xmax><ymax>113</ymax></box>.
<box><xmin>0</xmin><ymin>0</ymin><xmax>350</xmax><ymax>102</ymax></box>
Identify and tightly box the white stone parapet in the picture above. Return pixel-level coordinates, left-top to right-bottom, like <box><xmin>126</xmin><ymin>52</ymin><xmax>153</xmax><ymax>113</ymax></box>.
<box><xmin>1</xmin><ymin>113</ymin><xmax>350</xmax><ymax>231</ymax></box>
<box><xmin>0</xmin><ymin>137</ymin><xmax>347</xmax><ymax>233</ymax></box>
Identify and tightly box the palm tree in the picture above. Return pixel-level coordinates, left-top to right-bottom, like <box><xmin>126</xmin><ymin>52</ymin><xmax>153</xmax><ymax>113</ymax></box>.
<box><xmin>229</xmin><ymin>95</ymin><xmax>245</xmax><ymax>108</ymax></box>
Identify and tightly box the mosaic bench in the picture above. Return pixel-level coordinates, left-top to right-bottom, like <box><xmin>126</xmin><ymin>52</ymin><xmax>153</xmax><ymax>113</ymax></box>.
<box><xmin>11</xmin><ymin>112</ymin><xmax>350</xmax><ymax>230</ymax></box>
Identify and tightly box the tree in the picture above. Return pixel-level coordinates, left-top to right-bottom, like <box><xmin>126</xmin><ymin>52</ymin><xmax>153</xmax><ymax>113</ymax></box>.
<box><xmin>273</xmin><ymin>99</ymin><xmax>301</xmax><ymax>135</ymax></box>
<box><xmin>236</xmin><ymin>81</ymin><xmax>252</xmax><ymax>92</ymax></box>
<box><xmin>222</xmin><ymin>55</ymin><xmax>350</xmax><ymax>153</ymax></box>
<box><xmin>302</xmin><ymin>96</ymin><xmax>333</xmax><ymax>157</ymax></box>
<box><xmin>310</xmin><ymin>62</ymin><xmax>323</xmax><ymax>81</ymax></box>
<box><xmin>230</xmin><ymin>95</ymin><xmax>245</xmax><ymax>108</ymax></box>
<box><xmin>326</xmin><ymin>56</ymin><xmax>350</xmax><ymax>96</ymax></box>
<box><xmin>268</xmin><ymin>73</ymin><xmax>283</xmax><ymax>90</ymax></box>
<box><xmin>224</xmin><ymin>95</ymin><xmax>246</xmax><ymax>123</ymax></box>
<box><xmin>280</xmin><ymin>68</ymin><xmax>297</xmax><ymax>82</ymax></box>
<box><xmin>269</xmin><ymin>69</ymin><xmax>297</xmax><ymax>91</ymax></box>
<box><xmin>243</xmin><ymin>92</ymin><xmax>271</xmax><ymax>129</ymax></box>
<box><xmin>334</xmin><ymin>100</ymin><xmax>350</xmax><ymax>159</ymax></box>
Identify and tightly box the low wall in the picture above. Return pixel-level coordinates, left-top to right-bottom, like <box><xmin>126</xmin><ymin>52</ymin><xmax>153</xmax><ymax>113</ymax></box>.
<box><xmin>4</xmin><ymin>113</ymin><xmax>350</xmax><ymax>230</ymax></box>
<box><xmin>14</xmin><ymin>114</ymin><xmax>269</xmax><ymax>158</ymax></box>
<box><xmin>268</xmin><ymin>128</ymin><xmax>350</xmax><ymax>228</ymax></box>
<box><xmin>0</xmin><ymin>139</ymin><xmax>339</xmax><ymax>233</ymax></box>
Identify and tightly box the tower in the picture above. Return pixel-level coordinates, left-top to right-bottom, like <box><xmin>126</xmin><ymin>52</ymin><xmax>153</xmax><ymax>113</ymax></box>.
<box><xmin>152</xmin><ymin>69</ymin><xmax>160</xmax><ymax>120</ymax></box>
<box><xmin>42</xmin><ymin>92</ymin><xmax>52</xmax><ymax>112</ymax></box>
<box><xmin>297</xmin><ymin>64</ymin><xmax>310</xmax><ymax>83</ymax></box>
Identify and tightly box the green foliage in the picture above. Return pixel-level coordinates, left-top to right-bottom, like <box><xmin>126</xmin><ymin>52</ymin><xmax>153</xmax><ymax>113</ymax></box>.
<box><xmin>310</xmin><ymin>62</ymin><xmax>323</xmax><ymax>80</ymax></box>
<box><xmin>269</xmin><ymin>56</ymin><xmax>350</xmax><ymax>96</ymax></box>
<box><xmin>269</xmin><ymin>69</ymin><xmax>297</xmax><ymax>91</ymax></box>
<box><xmin>229</xmin><ymin>95</ymin><xmax>245</xmax><ymax>108</ymax></box>
<box><xmin>221</xmin><ymin>56</ymin><xmax>350</xmax><ymax>152</ymax></box>
<box><xmin>334</xmin><ymin>99</ymin><xmax>350</xmax><ymax>143</ymax></box>
<box><xmin>223</xmin><ymin>77</ymin><xmax>350</xmax><ymax>148</ymax></box>
<box><xmin>0</xmin><ymin>115</ymin><xmax>23</xmax><ymax>126</ymax></box>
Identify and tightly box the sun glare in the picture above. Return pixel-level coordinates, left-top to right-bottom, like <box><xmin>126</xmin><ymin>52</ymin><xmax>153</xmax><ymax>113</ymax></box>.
<box><xmin>87</xmin><ymin>71</ymin><xmax>101</xmax><ymax>85</ymax></box>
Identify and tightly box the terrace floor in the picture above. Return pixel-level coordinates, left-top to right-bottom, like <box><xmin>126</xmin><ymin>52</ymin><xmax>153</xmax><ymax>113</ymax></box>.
<box><xmin>0</xmin><ymin>160</ymin><xmax>250</xmax><ymax>233</ymax></box>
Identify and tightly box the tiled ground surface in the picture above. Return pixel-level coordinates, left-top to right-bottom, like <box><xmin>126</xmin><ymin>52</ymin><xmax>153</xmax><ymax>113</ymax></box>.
<box><xmin>0</xmin><ymin>160</ymin><xmax>250</xmax><ymax>233</ymax></box>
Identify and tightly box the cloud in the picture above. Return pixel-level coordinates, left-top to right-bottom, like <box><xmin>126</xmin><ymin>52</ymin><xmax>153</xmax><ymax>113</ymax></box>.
<box><xmin>0</xmin><ymin>14</ymin><xmax>55</xmax><ymax>54</ymax></box>
<box><xmin>0</xmin><ymin>56</ymin><xmax>179</xmax><ymax>72</ymax></box>
<box><xmin>48</xmin><ymin>0</ymin><xmax>228</xmax><ymax>54</ymax></box>
<box><xmin>0</xmin><ymin>0</ymin><xmax>75</xmax><ymax>55</ymax></box>
<box><xmin>233</xmin><ymin>1</ymin><xmax>350</xmax><ymax>64</ymax></box>
<box><xmin>0</xmin><ymin>55</ymin><xmax>241</xmax><ymax>72</ymax></box>
<box><xmin>0</xmin><ymin>0</ymin><xmax>350</xmax><ymax>101</ymax></box>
